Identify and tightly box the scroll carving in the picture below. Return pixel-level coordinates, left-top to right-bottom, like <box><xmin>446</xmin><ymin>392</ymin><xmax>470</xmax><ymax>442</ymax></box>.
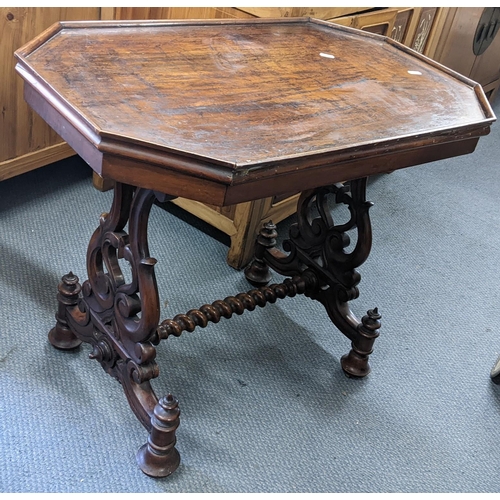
<box><xmin>49</xmin><ymin>177</ymin><xmax>381</xmax><ymax>479</ymax></box>
<box><xmin>63</xmin><ymin>184</ymin><xmax>160</xmax><ymax>372</ymax></box>
<box><xmin>245</xmin><ymin>178</ymin><xmax>381</xmax><ymax>377</ymax></box>
<box><xmin>49</xmin><ymin>182</ymin><xmax>180</xmax><ymax>477</ymax></box>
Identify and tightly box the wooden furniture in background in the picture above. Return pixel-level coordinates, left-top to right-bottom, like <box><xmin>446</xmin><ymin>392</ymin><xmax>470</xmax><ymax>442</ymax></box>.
<box><xmin>0</xmin><ymin>7</ymin><xmax>101</xmax><ymax>181</ymax></box>
<box><xmin>317</xmin><ymin>7</ymin><xmax>440</xmax><ymax>53</ymax></box>
<box><xmin>430</xmin><ymin>7</ymin><xmax>500</xmax><ymax>102</ymax></box>
<box><xmin>109</xmin><ymin>6</ymin><xmax>372</xmax><ymax>22</ymax></box>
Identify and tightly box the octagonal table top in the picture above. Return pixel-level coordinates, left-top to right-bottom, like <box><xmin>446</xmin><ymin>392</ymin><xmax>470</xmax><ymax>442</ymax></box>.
<box><xmin>15</xmin><ymin>18</ymin><xmax>496</xmax><ymax>205</ymax></box>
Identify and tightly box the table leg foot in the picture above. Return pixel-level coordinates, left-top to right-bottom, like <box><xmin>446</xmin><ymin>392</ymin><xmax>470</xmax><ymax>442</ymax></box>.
<box><xmin>341</xmin><ymin>352</ymin><xmax>370</xmax><ymax>378</ymax></box>
<box><xmin>341</xmin><ymin>308</ymin><xmax>381</xmax><ymax>378</ymax></box>
<box><xmin>244</xmin><ymin>221</ymin><xmax>278</xmax><ymax>287</ymax></box>
<box><xmin>48</xmin><ymin>325</ymin><xmax>82</xmax><ymax>351</ymax></box>
<box><xmin>48</xmin><ymin>272</ymin><xmax>82</xmax><ymax>350</ymax></box>
<box><xmin>136</xmin><ymin>394</ymin><xmax>181</xmax><ymax>478</ymax></box>
<box><xmin>49</xmin><ymin>183</ymin><xmax>183</xmax><ymax>477</ymax></box>
<box><xmin>249</xmin><ymin>179</ymin><xmax>382</xmax><ymax>376</ymax></box>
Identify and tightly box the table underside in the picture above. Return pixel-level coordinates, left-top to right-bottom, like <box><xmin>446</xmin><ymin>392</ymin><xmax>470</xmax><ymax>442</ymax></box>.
<box><xmin>49</xmin><ymin>176</ymin><xmax>381</xmax><ymax>477</ymax></box>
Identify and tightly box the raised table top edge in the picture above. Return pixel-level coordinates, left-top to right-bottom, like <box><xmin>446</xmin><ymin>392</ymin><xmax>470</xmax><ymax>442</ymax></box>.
<box><xmin>13</xmin><ymin>16</ymin><xmax>497</xmax><ymax>206</ymax></box>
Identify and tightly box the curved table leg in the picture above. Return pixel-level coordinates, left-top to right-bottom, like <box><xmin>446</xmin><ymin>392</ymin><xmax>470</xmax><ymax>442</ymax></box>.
<box><xmin>49</xmin><ymin>182</ymin><xmax>180</xmax><ymax>477</ymax></box>
<box><xmin>245</xmin><ymin>177</ymin><xmax>381</xmax><ymax>377</ymax></box>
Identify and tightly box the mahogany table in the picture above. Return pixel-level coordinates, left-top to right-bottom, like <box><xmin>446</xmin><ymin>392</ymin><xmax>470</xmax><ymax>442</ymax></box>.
<box><xmin>15</xmin><ymin>18</ymin><xmax>495</xmax><ymax>477</ymax></box>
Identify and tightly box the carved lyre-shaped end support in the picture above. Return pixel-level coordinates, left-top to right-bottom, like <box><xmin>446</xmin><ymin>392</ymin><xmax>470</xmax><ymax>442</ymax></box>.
<box><xmin>244</xmin><ymin>221</ymin><xmax>278</xmax><ymax>287</ymax></box>
<box><xmin>341</xmin><ymin>308</ymin><xmax>381</xmax><ymax>378</ymax></box>
<box><xmin>48</xmin><ymin>272</ymin><xmax>83</xmax><ymax>351</ymax></box>
<box><xmin>136</xmin><ymin>394</ymin><xmax>181</xmax><ymax>478</ymax></box>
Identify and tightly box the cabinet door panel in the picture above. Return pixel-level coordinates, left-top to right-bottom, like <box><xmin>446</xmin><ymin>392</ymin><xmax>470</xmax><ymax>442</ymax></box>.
<box><xmin>0</xmin><ymin>7</ymin><xmax>100</xmax><ymax>164</ymax></box>
<box><xmin>354</xmin><ymin>9</ymin><xmax>398</xmax><ymax>36</ymax></box>
<box><xmin>410</xmin><ymin>7</ymin><xmax>438</xmax><ymax>53</ymax></box>
<box><xmin>391</xmin><ymin>8</ymin><xmax>414</xmax><ymax>43</ymax></box>
<box><xmin>471</xmin><ymin>8</ymin><xmax>500</xmax><ymax>86</ymax></box>
<box><xmin>429</xmin><ymin>8</ymin><xmax>480</xmax><ymax>77</ymax></box>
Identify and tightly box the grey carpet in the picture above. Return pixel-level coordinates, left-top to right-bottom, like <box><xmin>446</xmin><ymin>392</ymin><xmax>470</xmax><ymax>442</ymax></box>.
<box><xmin>0</xmin><ymin>96</ymin><xmax>499</xmax><ymax>493</ymax></box>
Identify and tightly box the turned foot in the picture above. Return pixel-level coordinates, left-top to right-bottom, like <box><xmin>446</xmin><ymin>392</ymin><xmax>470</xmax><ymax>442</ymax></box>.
<box><xmin>49</xmin><ymin>272</ymin><xmax>82</xmax><ymax>350</ymax></box>
<box><xmin>341</xmin><ymin>308</ymin><xmax>381</xmax><ymax>378</ymax></box>
<box><xmin>136</xmin><ymin>394</ymin><xmax>181</xmax><ymax>478</ymax></box>
<box><xmin>341</xmin><ymin>350</ymin><xmax>371</xmax><ymax>378</ymax></box>
<box><xmin>244</xmin><ymin>221</ymin><xmax>277</xmax><ymax>287</ymax></box>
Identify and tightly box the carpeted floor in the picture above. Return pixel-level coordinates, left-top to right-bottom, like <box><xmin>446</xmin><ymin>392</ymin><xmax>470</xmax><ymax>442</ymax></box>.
<box><xmin>0</xmin><ymin>96</ymin><xmax>499</xmax><ymax>493</ymax></box>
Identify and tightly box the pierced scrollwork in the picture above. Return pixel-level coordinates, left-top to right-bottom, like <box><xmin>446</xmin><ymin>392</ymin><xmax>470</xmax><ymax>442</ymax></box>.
<box><xmin>245</xmin><ymin>177</ymin><xmax>381</xmax><ymax>377</ymax></box>
<box><xmin>62</xmin><ymin>183</ymin><xmax>161</xmax><ymax>373</ymax></box>
<box><xmin>49</xmin><ymin>182</ymin><xmax>181</xmax><ymax>477</ymax></box>
<box><xmin>50</xmin><ymin>182</ymin><xmax>164</xmax><ymax>400</ymax></box>
<box><xmin>262</xmin><ymin>178</ymin><xmax>373</xmax><ymax>300</ymax></box>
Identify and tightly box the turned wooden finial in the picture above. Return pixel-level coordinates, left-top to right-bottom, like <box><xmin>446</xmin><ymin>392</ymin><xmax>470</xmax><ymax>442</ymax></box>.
<box><xmin>244</xmin><ymin>221</ymin><xmax>278</xmax><ymax>287</ymax></box>
<box><xmin>48</xmin><ymin>272</ymin><xmax>83</xmax><ymax>350</ymax></box>
<box><xmin>360</xmin><ymin>308</ymin><xmax>382</xmax><ymax>334</ymax></box>
<box><xmin>136</xmin><ymin>394</ymin><xmax>181</xmax><ymax>478</ymax></box>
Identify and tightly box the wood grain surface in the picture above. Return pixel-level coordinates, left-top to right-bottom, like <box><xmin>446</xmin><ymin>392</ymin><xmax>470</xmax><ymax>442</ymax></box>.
<box><xmin>15</xmin><ymin>18</ymin><xmax>495</xmax><ymax>205</ymax></box>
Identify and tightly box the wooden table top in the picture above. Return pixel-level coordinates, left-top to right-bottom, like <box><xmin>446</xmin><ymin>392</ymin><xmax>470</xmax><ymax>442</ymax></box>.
<box><xmin>15</xmin><ymin>18</ymin><xmax>496</xmax><ymax>206</ymax></box>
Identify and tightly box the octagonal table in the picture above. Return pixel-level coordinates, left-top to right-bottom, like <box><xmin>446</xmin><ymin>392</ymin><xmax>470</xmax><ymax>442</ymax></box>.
<box><xmin>15</xmin><ymin>17</ymin><xmax>495</xmax><ymax>477</ymax></box>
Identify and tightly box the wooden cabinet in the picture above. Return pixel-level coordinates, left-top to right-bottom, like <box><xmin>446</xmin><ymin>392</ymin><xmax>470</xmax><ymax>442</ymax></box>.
<box><xmin>329</xmin><ymin>7</ymin><xmax>441</xmax><ymax>55</ymax></box>
<box><xmin>430</xmin><ymin>7</ymin><xmax>500</xmax><ymax>102</ymax></box>
<box><xmin>235</xmin><ymin>7</ymin><xmax>372</xmax><ymax>20</ymax></box>
<box><xmin>104</xmin><ymin>7</ymin><xmax>254</xmax><ymax>22</ymax></box>
<box><xmin>0</xmin><ymin>7</ymin><xmax>101</xmax><ymax>181</ymax></box>
<box><xmin>329</xmin><ymin>8</ymin><xmax>401</xmax><ymax>35</ymax></box>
